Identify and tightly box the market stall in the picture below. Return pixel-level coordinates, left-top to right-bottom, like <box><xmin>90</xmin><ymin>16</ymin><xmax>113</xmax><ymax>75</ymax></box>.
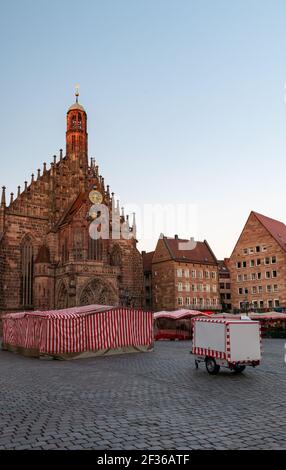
<box><xmin>154</xmin><ymin>309</ymin><xmax>209</xmax><ymax>340</ymax></box>
<box><xmin>2</xmin><ymin>304</ymin><xmax>153</xmax><ymax>359</ymax></box>
<box><xmin>248</xmin><ymin>312</ymin><xmax>286</xmax><ymax>337</ymax></box>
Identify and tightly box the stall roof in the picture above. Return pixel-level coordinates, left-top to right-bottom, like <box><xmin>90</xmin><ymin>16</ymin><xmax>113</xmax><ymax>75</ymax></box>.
<box><xmin>211</xmin><ymin>312</ymin><xmax>286</xmax><ymax>321</ymax></box>
<box><xmin>194</xmin><ymin>317</ymin><xmax>259</xmax><ymax>324</ymax></box>
<box><xmin>154</xmin><ymin>309</ymin><xmax>208</xmax><ymax>320</ymax></box>
<box><xmin>4</xmin><ymin>304</ymin><xmax>115</xmax><ymax>320</ymax></box>
<box><xmin>211</xmin><ymin>313</ymin><xmax>239</xmax><ymax>318</ymax></box>
<box><xmin>249</xmin><ymin>312</ymin><xmax>286</xmax><ymax>321</ymax></box>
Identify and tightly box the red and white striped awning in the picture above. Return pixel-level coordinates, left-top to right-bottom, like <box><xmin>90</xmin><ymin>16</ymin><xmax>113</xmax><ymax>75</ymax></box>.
<box><xmin>154</xmin><ymin>309</ymin><xmax>208</xmax><ymax>320</ymax></box>
<box><xmin>4</xmin><ymin>304</ymin><xmax>113</xmax><ymax>320</ymax></box>
<box><xmin>2</xmin><ymin>305</ymin><xmax>153</xmax><ymax>357</ymax></box>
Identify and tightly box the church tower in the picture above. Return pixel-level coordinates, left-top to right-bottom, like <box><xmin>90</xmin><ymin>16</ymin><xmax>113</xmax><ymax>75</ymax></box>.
<box><xmin>66</xmin><ymin>86</ymin><xmax>88</xmax><ymax>170</ymax></box>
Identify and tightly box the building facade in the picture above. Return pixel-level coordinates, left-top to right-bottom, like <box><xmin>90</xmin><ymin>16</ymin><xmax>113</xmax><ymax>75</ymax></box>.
<box><xmin>0</xmin><ymin>93</ymin><xmax>144</xmax><ymax>317</ymax></box>
<box><xmin>218</xmin><ymin>259</ymin><xmax>232</xmax><ymax>311</ymax></box>
<box><xmin>151</xmin><ymin>235</ymin><xmax>221</xmax><ymax>312</ymax></box>
<box><xmin>142</xmin><ymin>251</ymin><xmax>154</xmax><ymax>310</ymax></box>
<box><xmin>228</xmin><ymin>211</ymin><xmax>286</xmax><ymax>311</ymax></box>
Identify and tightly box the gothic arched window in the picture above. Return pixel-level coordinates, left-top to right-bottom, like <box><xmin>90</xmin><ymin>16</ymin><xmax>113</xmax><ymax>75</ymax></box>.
<box><xmin>61</xmin><ymin>238</ymin><xmax>69</xmax><ymax>263</ymax></box>
<box><xmin>74</xmin><ymin>229</ymin><xmax>83</xmax><ymax>261</ymax></box>
<box><xmin>21</xmin><ymin>236</ymin><xmax>34</xmax><ymax>307</ymax></box>
<box><xmin>78</xmin><ymin>113</ymin><xmax>82</xmax><ymax>129</ymax></box>
<box><xmin>88</xmin><ymin>238</ymin><xmax>103</xmax><ymax>261</ymax></box>
<box><xmin>110</xmin><ymin>245</ymin><xmax>122</xmax><ymax>267</ymax></box>
<box><xmin>71</xmin><ymin>114</ymin><xmax>77</xmax><ymax>129</ymax></box>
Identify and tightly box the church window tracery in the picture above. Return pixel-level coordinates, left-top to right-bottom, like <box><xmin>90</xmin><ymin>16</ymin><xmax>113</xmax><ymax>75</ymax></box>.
<box><xmin>21</xmin><ymin>236</ymin><xmax>34</xmax><ymax>307</ymax></box>
<box><xmin>78</xmin><ymin>113</ymin><xmax>82</xmax><ymax>129</ymax></box>
<box><xmin>88</xmin><ymin>238</ymin><xmax>103</xmax><ymax>261</ymax></box>
<box><xmin>71</xmin><ymin>114</ymin><xmax>77</xmax><ymax>129</ymax></box>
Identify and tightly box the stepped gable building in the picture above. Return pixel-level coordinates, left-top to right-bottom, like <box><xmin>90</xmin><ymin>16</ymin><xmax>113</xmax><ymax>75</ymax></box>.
<box><xmin>0</xmin><ymin>92</ymin><xmax>144</xmax><ymax>316</ymax></box>
<box><xmin>228</xmin><ymin>211</ymin><xmax>286</xmax><ymax>311</ymax></box>
<box><xmin>151</xmin><ymin>235</ymin><xmax>221</xmax><ymax>312</ymax></box>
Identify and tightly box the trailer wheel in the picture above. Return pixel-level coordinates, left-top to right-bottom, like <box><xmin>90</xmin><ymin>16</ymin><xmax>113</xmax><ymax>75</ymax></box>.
<box><xmin>205</xmin><ymin>357</ymin><xmax>220</xmax><ymax>375</ymax></box>
<box><xmin>233</xmin><ymin>365</ymin><xmax>246</xmax><ymax>373</ymax></box>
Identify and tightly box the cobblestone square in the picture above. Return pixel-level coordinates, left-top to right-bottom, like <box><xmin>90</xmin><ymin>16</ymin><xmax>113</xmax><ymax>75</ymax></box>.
<box><xmin>0</xmin><ymin>339</ymin><xmax>285</xmax><ymax>450</ymax></box>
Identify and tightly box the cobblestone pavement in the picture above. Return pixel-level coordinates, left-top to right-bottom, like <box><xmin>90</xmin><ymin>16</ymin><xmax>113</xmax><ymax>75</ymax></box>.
<box><xmin>0</xmin><ymin>339</ymin><xmax>285</xmax><ymax>450</ymax></box>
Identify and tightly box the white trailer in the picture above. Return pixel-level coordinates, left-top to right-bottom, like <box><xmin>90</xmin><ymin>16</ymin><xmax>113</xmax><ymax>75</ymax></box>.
<box><xmin>191</xmin><ymin>317</ymin><xmax>261</xmax><ymax>374</ymax></box>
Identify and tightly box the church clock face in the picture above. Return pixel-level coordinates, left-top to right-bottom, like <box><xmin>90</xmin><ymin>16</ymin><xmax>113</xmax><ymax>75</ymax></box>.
<box><xmin>89</xmin><ymin>190</ymin><xmax>103</xmax><ymax>204</ymax></box>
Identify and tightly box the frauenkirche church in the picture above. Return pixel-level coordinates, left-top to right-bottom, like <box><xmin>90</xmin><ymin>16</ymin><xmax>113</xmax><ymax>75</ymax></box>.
<box><xmin>0</xmin><ymin>91</ymin><xmax>144</xmax><ymax>315</ymax></box>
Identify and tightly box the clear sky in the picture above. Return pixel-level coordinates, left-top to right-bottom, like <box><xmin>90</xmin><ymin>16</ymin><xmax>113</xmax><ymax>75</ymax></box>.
<box><xmin>1</xmin><ymin>0</ymin><xmax>286</xmax><ymax>259</ymax></box>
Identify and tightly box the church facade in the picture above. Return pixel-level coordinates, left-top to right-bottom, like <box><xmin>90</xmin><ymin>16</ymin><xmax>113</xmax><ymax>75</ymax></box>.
<box><xmin>0</xmin><ymin>93</ymin><xmax>144</xmax><ymax>316</ymax></box>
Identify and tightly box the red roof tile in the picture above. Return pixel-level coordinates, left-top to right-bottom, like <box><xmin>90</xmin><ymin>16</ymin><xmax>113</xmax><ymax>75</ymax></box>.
<box><xmin>163</xmin><ymin>237</ymin><xmax>217</xmax><ymax>265</ymax></box>
<box><xmin>253</xmin><ymin>211</ymin><xmax>286</xmax><ymax>253</ymax></box>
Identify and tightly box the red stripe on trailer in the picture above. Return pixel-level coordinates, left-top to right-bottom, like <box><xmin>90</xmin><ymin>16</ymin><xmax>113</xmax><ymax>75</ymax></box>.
<box><xmin>192</xmin><ymin>346</ymin><xmax>226</xmax><ymax>359</ymax></box>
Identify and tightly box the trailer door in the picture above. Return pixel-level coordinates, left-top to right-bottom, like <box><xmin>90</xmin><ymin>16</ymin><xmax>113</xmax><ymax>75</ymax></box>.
<box><xmin>228</xmin><ymin>323</ymin><xmax>261</xmax><ymax>362</ymax></box>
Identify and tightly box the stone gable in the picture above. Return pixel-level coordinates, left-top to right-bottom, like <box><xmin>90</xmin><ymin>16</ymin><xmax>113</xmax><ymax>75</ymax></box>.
<box><xmin>229</xmin><ymin>212</ymin><xmax>286</xmax><ymax>310</ymax></box>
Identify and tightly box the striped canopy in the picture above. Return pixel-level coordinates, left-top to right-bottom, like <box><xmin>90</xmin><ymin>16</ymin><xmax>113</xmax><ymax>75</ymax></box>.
<box><xmin>4</xmin><ymin>304</ymin><xmax>113</xmax><ymax>320</ymax></box>
<box><xmin>154</xmin><ymin>309</ymin><xmax>208</xmax><ymax>320</ymax></box>
<box><xmin>2</xmin><ymin>305</ymin><xmax>153</xmax><ymax>358</ymax></box>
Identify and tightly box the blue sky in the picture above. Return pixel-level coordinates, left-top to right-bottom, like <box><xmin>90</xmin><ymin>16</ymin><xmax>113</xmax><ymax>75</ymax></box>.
<box><xmin>1</xmin><ymin>0</ymin><xmax>286</xmax><ymax>258</ymax></box>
